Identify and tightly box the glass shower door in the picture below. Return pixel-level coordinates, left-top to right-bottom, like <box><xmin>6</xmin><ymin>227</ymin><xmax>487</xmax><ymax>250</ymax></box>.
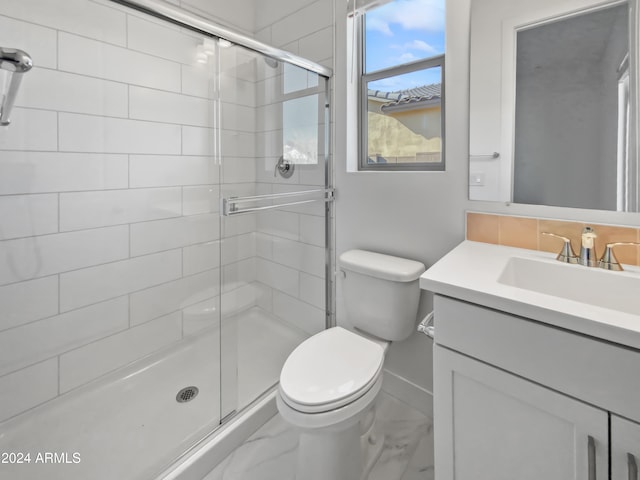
<box><xmin>0</xmin><ymin>2</ymin><xmax>224</xmax><ymax>478</ymax></box>
<box><xmin>0</xmin><ymin>0</ymin><xmax>332</xmax><ymax>478</ymax></box>
<box><xmin>218</xmin><ymin>44</ymin><xmax>331</xmax><ymax>418</ymax></box>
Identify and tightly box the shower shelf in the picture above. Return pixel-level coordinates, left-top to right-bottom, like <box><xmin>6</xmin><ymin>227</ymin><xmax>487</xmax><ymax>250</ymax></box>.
<box><xmin>221</xmin><ymin>188</ymin><xmax>334</xmax><ymax>216</ymax></box>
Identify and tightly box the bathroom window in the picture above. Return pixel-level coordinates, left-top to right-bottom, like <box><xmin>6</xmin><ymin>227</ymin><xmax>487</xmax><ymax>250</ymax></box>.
<box><xmin>353</xmin><ymin>0</ymin><xmax>445</xmax><ymax>171</ymax></box>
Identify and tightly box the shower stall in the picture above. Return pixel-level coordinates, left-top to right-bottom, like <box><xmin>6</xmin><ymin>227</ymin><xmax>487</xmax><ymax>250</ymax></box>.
<box><xmin>0</xmin><ymin>0</ymin><xmax>332</xmax><ymax>478</ymax></box>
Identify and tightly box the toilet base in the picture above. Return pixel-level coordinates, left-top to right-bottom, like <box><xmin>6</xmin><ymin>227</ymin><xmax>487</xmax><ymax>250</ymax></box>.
<box><xmin>277</xmin><ymin>377</ymin><xmax>384</xmax><ymax>480</ymax></box>
<box><xmin>296</xmin><ymin>421</ymin><xmax>364</xmax><ymax>480</ymax></box>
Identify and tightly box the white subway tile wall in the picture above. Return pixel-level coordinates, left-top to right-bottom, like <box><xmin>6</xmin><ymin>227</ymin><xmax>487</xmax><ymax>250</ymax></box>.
<box><xmin>0</xmin><ymin>297</ymin><xmax>130</xmax><ymax>376</ymax></box>
<box><xmin>0</xmin><ymin>360</ymin><xmax>59</xmax><ymax>421</ymax></box>
<box><xmin>0</xmin><ymin>0</ymin><xmax>332</xmax><ymax>422</ymax></box>
<box><xmin>0</xmin><ymin>109</ymin><xmax>58</xmax><ymax>151</ymax></box>
<box><xmin>0</xmin><ymin>194</ymin><xmax>59</xmax><ymax>240</ymax></box>
<box><xmin>0</xmin><ymin>15</ymin><xmax>57</xmax><ymax>69</ymax></box>
<box><xmin>0</xmin><ymin>152</ymin><xmax>128</xmax><ymax>194</ymax></box>
<box><xmin>0</xmin><ymin>0</ymin><xmax>220</xmax><ymax>422</ymax></box>
<box><xmin>129</xmin><ymin>269</ymin><xmax>220</xmax><ymax>326</ymax></box>
<box><xmin>58</xmin><ymin>312</ymin><xmax>183</xmax><ymax>393</ymax></box>
<box><xmin>59</xmin><ymin>249</ymin><xmax>183</xmax><ymax>312</ymax></box>
<box><xmin>0</xmin><ymin>0</ymin><xmax>128</xmax><ymax>46</ymax></box>
<box><xmin>183</xmin><ymin>185</ymin><xmax>220</xmax><ymax>215</ymax></box>
<box><xmin>0</xmin><ymin>276</ymin><xmax>59</xmax><ymax>331</ymax></box>
<box><xmin>0</xmin><ymin>226</ymin><xmax>130</xmax><ymax>286</ymax></box>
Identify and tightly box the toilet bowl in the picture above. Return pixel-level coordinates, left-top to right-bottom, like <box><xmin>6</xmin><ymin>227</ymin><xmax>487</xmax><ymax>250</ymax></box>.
<box><xmin>277</xmin><ymin>327</ymin><xmax>386</xmax><ymax>480</ymax></box>
<box><xmin>276</xmin><ymin>249</ymin><xmax>425</xmax><ymax>480</ymax></box>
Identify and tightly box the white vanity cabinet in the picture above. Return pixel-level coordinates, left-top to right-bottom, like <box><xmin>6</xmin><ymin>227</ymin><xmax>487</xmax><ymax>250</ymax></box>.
<box><xmin>612</xmin><ymin>416</ymin><xmax>640</xmax><ymax>480</ymax></box>
<box><xmin>435</xmin><ymin>346</ymin><xmax>608</xmax><ymax>480</ymax></box>
<box><xmin>431</xmin><ymin>294</ymin><xmax>640</xmax><ymax>480</ymax></box>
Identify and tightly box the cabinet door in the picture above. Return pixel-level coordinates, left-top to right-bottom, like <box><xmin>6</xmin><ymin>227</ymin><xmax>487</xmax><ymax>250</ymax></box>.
<box><xmin>612</xmin><ymin>415</ymin><xmax>640</xmax><ymax>480</ymax></box>
<box><xmin>434</xmin><ymin>346</ymin><xmax>609</xmax><ymax>480</ymax></box>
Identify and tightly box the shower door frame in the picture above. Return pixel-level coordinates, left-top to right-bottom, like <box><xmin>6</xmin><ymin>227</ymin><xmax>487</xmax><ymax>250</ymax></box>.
<box><xmin>109</xmin><ymin>0</ymin><xmax>332</xmax><ymax>77</ymax></box>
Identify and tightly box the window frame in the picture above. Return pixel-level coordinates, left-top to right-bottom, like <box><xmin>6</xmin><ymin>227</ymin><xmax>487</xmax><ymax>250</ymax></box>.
<box><xmin>357</xmin><ymin>12</ymin><xmax>446</xmax><ymax>172</ymax></box>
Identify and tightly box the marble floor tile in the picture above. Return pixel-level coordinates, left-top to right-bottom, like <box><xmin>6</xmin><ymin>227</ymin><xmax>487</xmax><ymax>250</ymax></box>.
<box><xmin>204</xmin><ymin>392</ymin><xmax>434</xmax><ymax>480</ymax></box>
<box><xmin>399</xmin><ymin>428</ymin><xmax>435</xmax><ymax>480</ymax></box>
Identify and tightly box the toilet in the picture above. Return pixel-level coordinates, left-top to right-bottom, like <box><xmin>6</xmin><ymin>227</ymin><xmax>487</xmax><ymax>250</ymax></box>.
<box><xmin>276</xmin><ymin>249</ymin><xmax>426</xmax><ymax>480</ymax></box>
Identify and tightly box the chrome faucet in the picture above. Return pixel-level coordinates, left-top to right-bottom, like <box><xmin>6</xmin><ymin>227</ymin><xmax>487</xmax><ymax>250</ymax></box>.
<box><xmin>545</xmin><ymin>226</ymin><xmax>640</xmax><ymax>271</ymax></box>
<box><xmin>578</xmin><ymin>227</ymin><xmax>598</xmax><ymax>267</ymax></box>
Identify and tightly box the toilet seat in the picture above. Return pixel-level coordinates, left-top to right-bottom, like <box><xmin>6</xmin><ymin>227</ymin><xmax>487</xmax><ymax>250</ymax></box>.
<box><xmin>279</xmin><ymin>327</ymin><xmax>385</xmax><ymax>414</ymax></box>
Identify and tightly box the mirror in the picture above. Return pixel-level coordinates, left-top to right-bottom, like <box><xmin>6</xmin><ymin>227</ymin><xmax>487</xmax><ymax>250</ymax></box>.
<box><xmin>469</xmin><ymin>0</ymin><xmax>639</xmax><ymax>211</ymax></box>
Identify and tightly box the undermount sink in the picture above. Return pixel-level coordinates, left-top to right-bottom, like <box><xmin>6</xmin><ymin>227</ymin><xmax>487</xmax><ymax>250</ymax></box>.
<box><xmin>498</xmin><ymin>256</ymin><xmax>640</xmax><ymax>316</ymax></box>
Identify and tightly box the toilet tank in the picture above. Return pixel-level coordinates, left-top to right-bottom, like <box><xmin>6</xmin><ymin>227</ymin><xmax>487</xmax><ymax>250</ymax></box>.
<box><xmin>339</xmin><ymin>250</ymin><xmax>426</xmax><ymax>342</ymax></box>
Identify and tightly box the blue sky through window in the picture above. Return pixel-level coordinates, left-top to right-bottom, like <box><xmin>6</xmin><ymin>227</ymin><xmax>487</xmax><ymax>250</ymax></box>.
<box><xmin>365</xmin><ymin>0</ymin><xmax>445</xmax><ymax>91</ymax></box>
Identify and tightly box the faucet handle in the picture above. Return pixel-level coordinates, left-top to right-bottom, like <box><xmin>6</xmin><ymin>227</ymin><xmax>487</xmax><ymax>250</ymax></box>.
<box><xmin>598</xmin><ymin>242</ymin><xmax>640</xmax><ymax>271</ymax></box>
<box><xmin>542</xmin><ymin>232</ymin><xmax>578</xmax><ymax>264</ymax></box>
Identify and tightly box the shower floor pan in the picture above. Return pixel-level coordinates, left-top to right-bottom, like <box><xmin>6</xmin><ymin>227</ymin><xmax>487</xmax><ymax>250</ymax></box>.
<box><xmin>0</xmin><ymin>307</ymin><xmax>305</xmax><ymax>480</ymax></box>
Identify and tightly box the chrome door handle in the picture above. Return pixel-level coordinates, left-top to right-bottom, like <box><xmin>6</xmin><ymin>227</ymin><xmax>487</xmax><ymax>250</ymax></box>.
<box><xmin>588</xmin><ymin>436</ymin><xmax>596</xmax><ymax>480</ymax></box>
<box><xmin>628</xmin><ymin>453</ymin><xmax>638</xmax><ymax>480</ymax></box>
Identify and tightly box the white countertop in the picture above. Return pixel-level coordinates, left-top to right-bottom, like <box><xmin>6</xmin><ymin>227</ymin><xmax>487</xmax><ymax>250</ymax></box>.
<box><xmin>420</xmin><ymin>240</ymin><xmax>640</xmax><ymax>350</ymax></box>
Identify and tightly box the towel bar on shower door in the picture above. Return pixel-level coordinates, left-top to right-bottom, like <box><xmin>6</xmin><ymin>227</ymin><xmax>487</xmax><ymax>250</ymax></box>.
<box><xmin>221</xmin><ymin>188</ymin><xmax>335</xmax><ymax>216</ymax></box>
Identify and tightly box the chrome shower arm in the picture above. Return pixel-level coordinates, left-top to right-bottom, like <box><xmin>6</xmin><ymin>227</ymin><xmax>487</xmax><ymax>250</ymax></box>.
<box><xmin>0</xmin><ymin>48</ymin><xmax>33</xmax><ymax>73</ymax></box>
<box><xmin>0</xmin><ymin>47</ymin><xmax>33</xmax><ymax>126</ymax></box>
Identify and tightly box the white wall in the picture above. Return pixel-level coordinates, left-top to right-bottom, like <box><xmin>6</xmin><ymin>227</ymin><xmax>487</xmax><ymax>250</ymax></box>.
<box><xmin>168</xmin><ymin>0</ymin><xmax>323</xmax><ymax>37</ymax></box>
<box><xmin>132</xmin><ymin>0</ymin><xmax>640</xmax><ymax>405</ymax></box>
<box><xmin>254</xmin><ymin>0</ymin><xmax>322</xmax><ymax>33</ymax></box>
<box><xmin>352</xmin><ymin>0</ymin><xmax>637</xmax><ymax>396</ymax></box>
<box><xmin>254</xmin><ymin>0</ymin><xmax>334</xmax><ymax>68</ymax></box>
<box><xmin>333</xmin><ymin>1</ymin><xmax>469</xmax><ymax>394</ymax></box>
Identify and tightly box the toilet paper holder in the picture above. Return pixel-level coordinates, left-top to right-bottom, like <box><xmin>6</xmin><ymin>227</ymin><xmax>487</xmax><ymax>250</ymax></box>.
<box><xmin>417</xmin><ymin>311</ymin><xmax>434</xmax><ymax>339</ymax></box>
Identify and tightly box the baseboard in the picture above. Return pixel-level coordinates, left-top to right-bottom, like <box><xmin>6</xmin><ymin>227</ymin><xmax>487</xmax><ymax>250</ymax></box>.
<box><xmin>159</xmin><ymin>390</ymin><xmax>277</xmax><ymax>480</ymax></box>
<box><xmin>381</xmin><ymin>369</ymin><xmax>433</xmax><ymax>417</ymax></box>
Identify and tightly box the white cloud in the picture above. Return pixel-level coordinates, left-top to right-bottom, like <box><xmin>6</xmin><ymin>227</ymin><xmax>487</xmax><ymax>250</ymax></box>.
<box><xmin>407</xmin><ymin>39</ymin><xmax>438</xmax><ymax>54</ymax></box>
<box><xmin>369</xmin><ymin>72</ymin><xmax>427</xmax><ymax>92</ymax></box>
<box><xmin>366</xmin><ymin>16</ymin><xmax>393</xmax><ymax>36</ymax></box>
<box><xmin>391</xmin><ymin>39</ymin><xmax>439</xmax><ymax>55</ymax></box>
<box><xmin>366</xmin><ymin>0</ymin><xmax>445</xmax><ymax>35</ymax></box>
<box><xmin>369</xmin><ymin>77</ymin><xmax>404</xmax><ymax>91</ymax></box>
<box><xmin>398</xmin><ymin>52</ymin><xmax>417</xmax><ymax>62</ymax></box>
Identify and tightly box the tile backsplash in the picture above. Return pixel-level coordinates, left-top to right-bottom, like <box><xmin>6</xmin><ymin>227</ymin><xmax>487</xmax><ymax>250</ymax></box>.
<box><xmin>466</xmin><ymin>212</ymin><xmax>640</xmax><ymax>267</ymax></box>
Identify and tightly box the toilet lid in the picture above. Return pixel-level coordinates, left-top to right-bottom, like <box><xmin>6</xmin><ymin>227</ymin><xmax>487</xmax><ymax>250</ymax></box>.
<box><xmin>279</xmin><ymin>327</ymin><xmax>384</xmax><ymax>412</ymax></box>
